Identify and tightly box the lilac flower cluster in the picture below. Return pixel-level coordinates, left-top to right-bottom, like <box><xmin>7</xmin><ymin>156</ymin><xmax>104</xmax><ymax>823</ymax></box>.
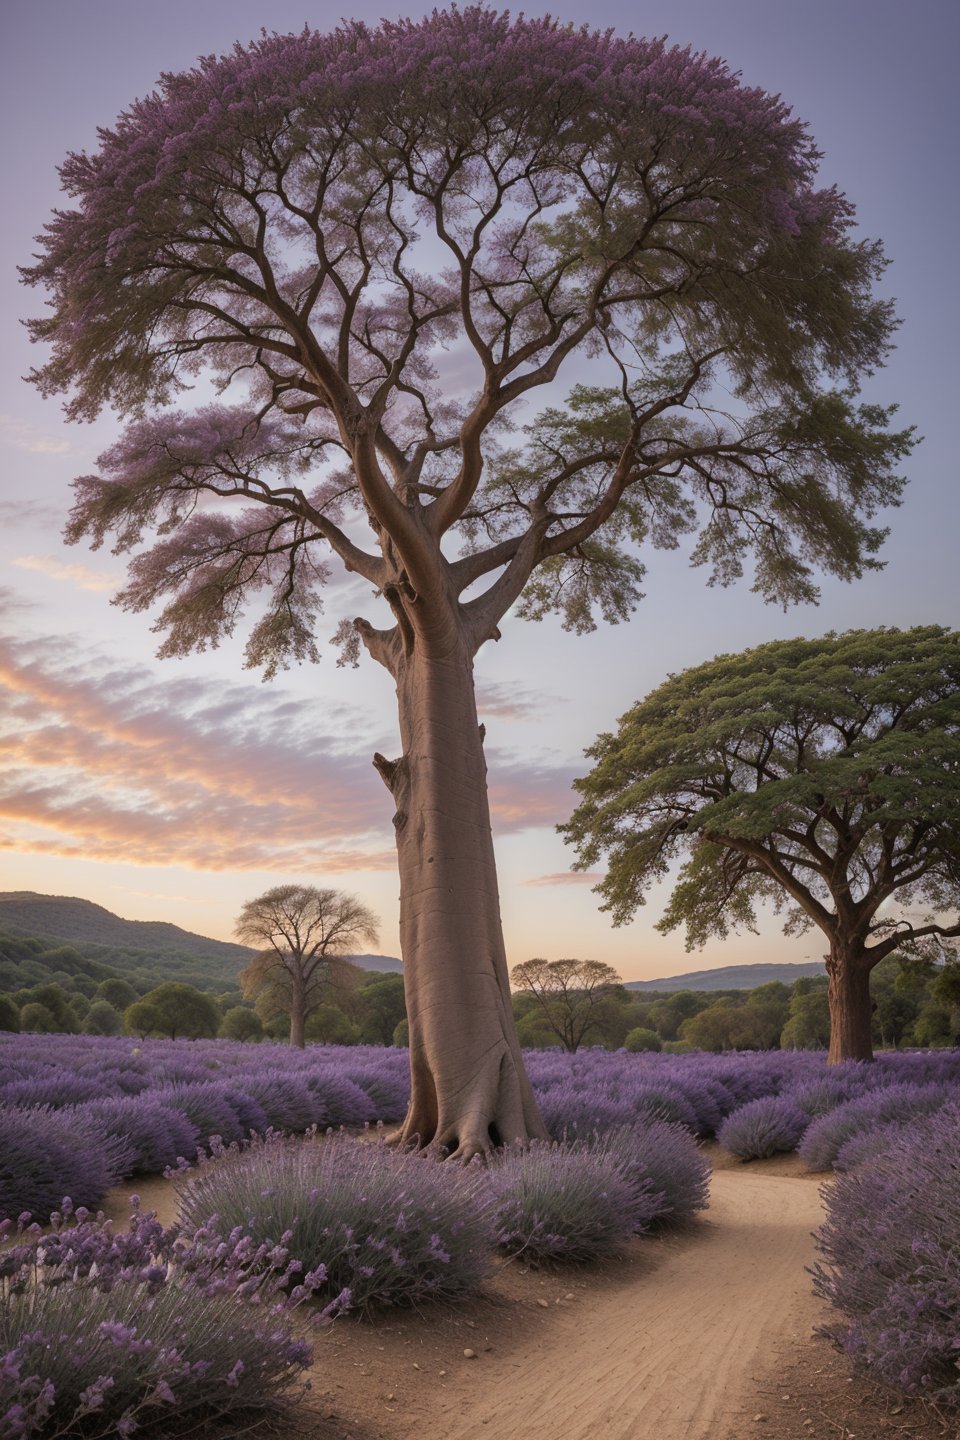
<box><xmin>489</xmin><ymin>1139</ymin><xmax>655</xmax><ymax>1264</ymax></box>
<box><xmin>812</xmin><ymin>1102</ymin><xmax>960</xmax><ymax>1407</ymax></box>
<box><xmin>797</xmin><ymin>1082</ymin><xmax>957</xmax><ymax>1172</ymax></box>
<box><xmin>177</xmin><ymin>1129</ymin><xmax>495</xmax><ymax>1314</ymax></box>
<box><xmin>0</xmin><ymin>1203</ymin><xmax>313</xmax><ymax>1439</ymax></box>
<box><xmin>716</xmin><ymin>1096</ymin><xmax>811</xmax><ymax>1160</ymax></box>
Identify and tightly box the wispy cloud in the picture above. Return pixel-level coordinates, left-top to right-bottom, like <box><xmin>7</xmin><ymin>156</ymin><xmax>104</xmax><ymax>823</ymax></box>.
<box><xmin>0</xmin><ymin>617</ymin><xmax>576</xmax><ymax>876</ymax></box>
<box><xmin>476</xmin><ymin>679</ymin><xmax>562</xmax><ymax>722</ymax></box>
<box><xmin>486</xmin><ymin>753</ymin><xmax>578</xmax><ymax>828</ymax></box>
<box><xmin>0</xmin><ymin>415</ymin><xmax>72</xmax><ymax>456</ymax></box>
<box><xmin>525</xmin><ymin>871</ymin><xmax>604</xmax><ymax>886</ymax></box>
<box><xmin>0</xmin><ymin>498</ymin><xmax>63</xmax><ymax>528</ymax></box>
<box><xmin>13</xmin><ymin>554</ymin><xmax>118</xmax><ymax>593</ymax></box>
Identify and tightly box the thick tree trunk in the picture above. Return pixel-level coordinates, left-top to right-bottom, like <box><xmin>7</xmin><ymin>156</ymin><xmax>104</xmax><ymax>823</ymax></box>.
<box><xmin>825</xmin><ymin>948</ymin><xmax>874</xmax><ymax>1064</ymax></box>
<box><xmin>376</xmin><ymin>638</ymin><xmax>547</xmax><ymax>1157</ymax></box>
<box><xmin>290</xmin><ymin>975</ymin><xmax>306</xmax><ymax>1049</ymax></box>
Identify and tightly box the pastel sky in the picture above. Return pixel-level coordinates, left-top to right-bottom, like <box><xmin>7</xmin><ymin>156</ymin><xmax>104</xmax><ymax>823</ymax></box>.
<box><xmin>0</xmin><ymin>0</ymin><xmax>956</xmax><ymax>981</ymax></box>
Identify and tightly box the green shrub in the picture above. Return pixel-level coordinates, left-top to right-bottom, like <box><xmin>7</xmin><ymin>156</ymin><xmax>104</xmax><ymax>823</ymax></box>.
<box><xmin>623</xmin><ymin>1026</ymin><xmax>661</xmax><ymax>1052</ymax></box>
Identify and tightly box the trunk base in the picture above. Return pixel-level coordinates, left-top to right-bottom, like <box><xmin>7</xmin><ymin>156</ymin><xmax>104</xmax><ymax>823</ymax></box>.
<box><xmin>392</xmin><ymin>1041</ymin><xmax>547</xmax><ymax>1160</ymax></box>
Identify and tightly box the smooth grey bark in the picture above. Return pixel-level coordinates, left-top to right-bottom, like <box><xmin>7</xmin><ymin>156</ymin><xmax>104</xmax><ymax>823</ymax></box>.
<box><xmin>372</xmin><ymin>633</ymin><xmax>547</xmax><ymax>1156</ymax></box>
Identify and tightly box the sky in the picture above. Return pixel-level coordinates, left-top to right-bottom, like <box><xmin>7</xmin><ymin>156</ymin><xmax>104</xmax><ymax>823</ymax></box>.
<box><xmin>0</xmin><ymin>0</ymin><xmax>957</xmax><ymax>982</ymax></box>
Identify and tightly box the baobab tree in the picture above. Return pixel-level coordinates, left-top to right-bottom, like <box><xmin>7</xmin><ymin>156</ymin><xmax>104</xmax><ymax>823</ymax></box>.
<box><xmin>236</xmin><ymin>884</ymin><xmax>378</xmax><ymax>1048</ymax></box>
<box><xmin>561</xmin><ymin>628</ymin><xmax>960</xmax><ymax>1063</ymax></box>
<box><xmin>24</xmin><ymin>10</ymin><xmax>911</xmax><ymax>1152</ymax></box>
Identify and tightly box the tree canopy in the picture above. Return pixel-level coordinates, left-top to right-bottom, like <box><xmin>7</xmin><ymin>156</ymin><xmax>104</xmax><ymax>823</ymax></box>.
<box><xmin>562</xmin><ymin>626</ymin><xmax>960</xmax><ymax>1060</ymax></box>
<box><xmin>123</xmin><ymin>981</ymin><xmax>221</xmax><ymax>1040</ymax></box>
<box><xmin>26</xmin><ymin>9</ymin><xmax>911</xmax><ymax>666</ymax></box>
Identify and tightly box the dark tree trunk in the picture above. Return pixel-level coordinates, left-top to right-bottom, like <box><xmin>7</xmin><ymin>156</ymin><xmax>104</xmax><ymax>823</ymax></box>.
<box><xmin>375</xmin><ymin>636</ymin><xmax>547</xmax><ymax>1157</ymax></box>
<box><xmin>826</xmin><ymin>948</ymin><xmax>874</xmax><ymax>1064</ymax></box>
<box><xmin>290</xmin><ymin>975</ymin><xmax>306</xmax><ymax>1049</ymax></box>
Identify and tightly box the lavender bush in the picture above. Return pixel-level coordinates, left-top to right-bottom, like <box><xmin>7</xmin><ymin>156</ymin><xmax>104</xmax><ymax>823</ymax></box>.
<box><xmin>799</xmin><ymin>1082</ymin><xmax>956</xmax><ymax>1171</ymax></box>
<box><xmin>812</xmin><ymin>1103</ymin><xmax>960</xmax><ymax>1407</ymax></box>
<box><xmin>489</xmin><ymin>1139</ymin><xmax>654</xmax><ymax>1265</ymax></box>
<box><xmin>177</xmin><ymin>1130</ymin><xmax>493</xmax><ymax>1313</ymax></box>
<box><xmin>588</xmin><ymin>1121</ymin><xmax>711</xmax><ymax>1225</ymax></box>
<box><xmin>0</xmin><ymin>1206</ymin><xmax>312</xmax><ymax>1439</ymax></box>
<box><xmin>717</xmin><ymin>1096</ymin><xmax>810</xmax><ymax>1160</ymax></box>
<box><xmin>0</xmin><ymin>1106</ymin><xmax>131</xmax><ymax>1221</ymax></box>
<box><xmin>2</xmin><ymin>1035</ymin><xmax>959</xmax><ymax>1222</ymax></box>
<box><xmin>70</xmin><ymin>1097</ymin><xmax>201</xmax><ymax>1174</ymax></box>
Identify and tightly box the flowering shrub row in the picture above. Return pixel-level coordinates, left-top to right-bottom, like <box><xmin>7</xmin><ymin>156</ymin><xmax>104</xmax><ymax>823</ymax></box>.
<box><xmin>177</xmin><ymin>1130</ymin><xmax>493</xmax><ymax>1313</ymax></box>
<box><xmin>812</xmin><ymin>1103</ymin><xmax>960</xmax><ymax>1409</ymax></box>
<box><xmin>1</xmin><ymin>1034</ymin><xmax>959</xmax><ymax>1216</ymax></box>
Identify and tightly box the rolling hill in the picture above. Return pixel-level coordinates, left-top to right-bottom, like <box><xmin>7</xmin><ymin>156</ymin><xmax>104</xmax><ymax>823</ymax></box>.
<box><xmin>0</xmin><ymin>893</ymin><xmax>402</xmax><ymax>995</ymax></box>
<box><xmin>625</xmin><ymin>961</ymin><xmax>826</xmax><ymax>993</ymax></box>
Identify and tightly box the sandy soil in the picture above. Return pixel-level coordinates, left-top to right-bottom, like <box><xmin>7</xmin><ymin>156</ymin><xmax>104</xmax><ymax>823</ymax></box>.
<box><xmin>99</xmin><ymin>1153</ymin><xmax>953</xmax><ymax>1440</ymax></box>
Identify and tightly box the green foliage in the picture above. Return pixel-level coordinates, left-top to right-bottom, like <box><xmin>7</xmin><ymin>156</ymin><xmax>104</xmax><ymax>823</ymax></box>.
<box><xmin>648</xmin><ymin>990</ymin><xmax>706</xmax><ymax>1041</ymax></box>
<box><xmin>123</xmin><ymin>982</ymin><xmax>220</xmax><ymax>1040</ymax></box>
<box><xmin>0</xmin><ymin>917</ymin><xmax>240</xmax><ymax>999</ymax></box>
<box><xmin>514</xmin><ymin>1008</ymin><xmax>564</xmax><ymax>1049</ymax></box>
<box><xmin>0</xmin><ymin>894</ymin><xmax>250</xmax><ymax>987</ymax></box>
<box><xmin>94</xmin><ymin>977</ymin><xmax>141</xmax><ymax>1010</ymax></box>
<box><xmin>780</xmin><ymin>985</ymin><xmax>831</xmax><ymax>1050</ymax></box>
<box><xmin>511</xmin><ymin>958</ymin><xmax>623</xmax><ymax>1052</ymax></box>
<box><xmin>304</xmin><ymin>1003</ymin><xmax>360</xmax><ymax>1045</ymax></box>
<box><xmin>219</xmin><ymin>1005</ymin><xmax>264</xmax><ymax>1042</ymax></box>
<box><xmin>18</xmin><ymin>984</ymin><xmax>79</xmax><ymax>1035</ymax></box>
<box><xmin>623</xmin><ymin>1027</ymin><xmax>662</xmax><ymax>1052</ymax></box>
<box><xmin>564</xmin><ymin>626</ymin><xmax>960</xmax><ymax>946</ymax></box>
<box><xmin>354</xmin><ymin>975</ymin><xmax>406</xmax><ymax>1046</ymax></box>
<box><xmin>0</xmin><ymin>994</ymin><xmax>20</xmax><ymax>1031</ymax></box>
<box><xmin>69</xmin><ymin>993</ymin><xmax>91</xmax><ymax>1022</ymax></box>
<box><xmin>20</xmin><ymin>1002</ymin><xmax>58</xmax><ymax>1033</ymax></box>
<box><xmin>83</xmin><ymin>999</ymin><xmax>123</xmax><ymax>1036</ymax></box>
<box><xmin>392</xmin><ymin>1018</ymin><xmax>409</xmax><ymax>1047</ymax></box>
<box><xmin>123</xmin><ymin>1001</ymin><xmax>165</xmax><ymax>1039</ymax></box>
<box><xmin>678</xmin><ymin>1003</ymin><xmax>770</xmax><ymax>1052</ymax></box>
<box><xmin>564</xmin><ymin>627</ymin><xmax>960</xmax><ymax>1059</ymax></box>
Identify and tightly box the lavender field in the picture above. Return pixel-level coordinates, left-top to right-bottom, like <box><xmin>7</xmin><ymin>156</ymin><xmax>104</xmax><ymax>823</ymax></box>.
<box><xmin>2</xmin><ymin>1033</ymin><xmax>960</xmax><ymax>1221</ymax></box>
<box><xmin>3</xmin><ymin>1034</ymin><xmax>960</xmax><ymax>1434</ymax></box>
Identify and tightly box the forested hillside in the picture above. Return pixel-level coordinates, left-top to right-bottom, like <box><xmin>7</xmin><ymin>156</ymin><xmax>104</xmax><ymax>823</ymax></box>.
<box><xmin>0</xmin><ymin>894</ymin><xmax>403</xmax><ymax>998</ymax></box>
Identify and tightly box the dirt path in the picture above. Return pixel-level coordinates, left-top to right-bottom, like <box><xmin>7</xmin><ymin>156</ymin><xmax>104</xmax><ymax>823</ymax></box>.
<box><xmin>102</xmin><ymin>1162</ymin><xmax>826</xmax><ymax>1440</ymax></box>
<box><xmin>303</xmin><ymin>1158</ymin><xmax>828</xmax><ymax>1440</ymax></box>
<box><xmin>377</xmin><ymin>1168</ymin><xmax>817</xmax><ymax>1440</ymax></box>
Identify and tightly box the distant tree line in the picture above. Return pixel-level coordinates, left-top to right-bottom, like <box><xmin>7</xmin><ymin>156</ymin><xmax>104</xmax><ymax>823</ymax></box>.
<box><xmin>509</xmin><ymin>954</ymin><xmax>960</xmax><ymax>1054</ymax></box>
<box><xmin>0</xmin><ymin>967</ymin><xmax>408</xmax><ymax>1046</ymax></box>
<box><xmin>2</xmin><ymin>952</ymin><xmax>955</xmax><ymax>1054</ymax></box>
